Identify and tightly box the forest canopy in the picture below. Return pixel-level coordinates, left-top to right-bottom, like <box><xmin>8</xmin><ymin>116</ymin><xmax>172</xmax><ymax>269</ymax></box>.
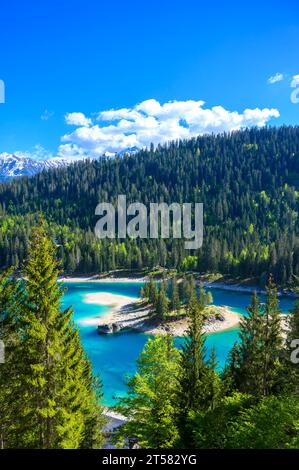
<box><xmin>0</xmin><ymin>126</ymin><xmax>299</xmax><ymax>285</ymax></box>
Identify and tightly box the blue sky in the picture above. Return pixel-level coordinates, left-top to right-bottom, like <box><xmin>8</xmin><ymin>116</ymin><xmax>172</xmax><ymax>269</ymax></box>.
<box><xmin>0</xmin><ymin>0</ymin><xmax>298</xmax><ymax>158</ymax></box>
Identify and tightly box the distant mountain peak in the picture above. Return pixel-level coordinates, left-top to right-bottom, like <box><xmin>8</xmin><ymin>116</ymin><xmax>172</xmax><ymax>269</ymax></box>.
<box><xmin>0</xmin><ymin>153</ymin><xmax>70</xmax><ymax>181</ymax></box>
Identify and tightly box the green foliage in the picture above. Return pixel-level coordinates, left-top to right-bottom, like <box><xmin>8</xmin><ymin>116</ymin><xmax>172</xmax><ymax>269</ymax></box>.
<box><xmin>226</xmin><ymin>277</ymin><xmax>284</xmax><ymax>398</ymax></box>
<box><xmin>0</xmin><ymin>224</ymin><xmax>105</xmax><ymax>448</ymax></box>
<box><xmin>114</xmin><ymin>335</ymin><xmax>180</xmax><ymax>449</ymax></box>
<box><xmin>228</xmin><ymin>395</ymin><xmax>299</xmax><ymax>449</ymax></box>
<box><xmin>1</xmin><ymin>127</ymin><xmax>299</xmax><ymax>285</ymax></box>
<box><xmin>177</xmin><ymin>284</ymin><xmax>220</xmax><ymax>445</ymax></box>
<box><xmin>191</xmin><ymin>393</ymin><xmax>299</xmax><ymax>449</ymax></box>
<box><xmin>190</xmin><ymin>392</ymin><xmax>254</xmax><ymax>448</ymax></box>
<box><xmin>170</xmin><ymin>276</ymin><xmax>180</xmax><ymax>314</ymax></box>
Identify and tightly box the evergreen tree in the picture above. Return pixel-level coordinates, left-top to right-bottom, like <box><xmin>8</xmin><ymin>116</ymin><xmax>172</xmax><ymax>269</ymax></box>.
<box><xmin>226</xmin><ymin>292</ymin><xmax>265</xmax><ymax>396</ymax></box>
<box><xmin>226</xmin><ymin>277</ymin><xmax>284</xmax><ymax>398</ymax></box>
<box><xmin>177</xmin><ymin>286</ymin><xmax>213</xmax><ymax>444</ymax></box>
<box><xmin>148</xmin><ymin>278</ymin><xmax>158</xmax><ymax>306</ymax></box>
<box><xmin>0</xmin><ymin>270</ymin><xmax>24</xmax><ymax>448</ymax></box>
<box><xmin>170</xmin><ymin>276</ymin><xmax>180</xmax><ymax>315</ymax></box>
<box><xmin>15</xmin><ymin>223</ymin><xmax>105</xmax><ymax>448</ymax></box>
<box><xmin>156</xmin><ymin>280</ymin><xmax>169</xmax><ymax>320</ymax></box>
<box><xmin>261</xmin><ymin>275</ymin><xmax>284</xmax><ymax>396</ymax></box>
<box><xmin>285</xmin><ymin>294</ymin><xmax>299</xmax><ymax>395</ymax></box>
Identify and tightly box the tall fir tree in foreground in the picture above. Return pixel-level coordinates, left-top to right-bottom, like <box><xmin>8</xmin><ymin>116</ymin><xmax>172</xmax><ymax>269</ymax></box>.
<box><xmin>115</xmin><ymin>335</ymin><xmax>180</xmax><ymax>448</ymax></box>
<box><xmin>286</xmin><ymin>294</ymin><xmax>299</xmax><ymax>395</ymax></box>
<box><xmin>225</xmin><ymin>292</ymin><xmax>264</xmax><ymax>396</ymax></box>
<box><xmin>1</xmin><ymin>223</ymin><xmax>105</xmax><ymax>448</ymax></box>
<box><xmin>177</xmin><ymin>284</ymin><xmax>218</xmax><ymax>445</ymax></box>
<box><xmin>0</xmin><ymin>270</ymin><xmax>25</xmax><ymax>448</ymax></box>
<box><xmin>261</xmin><ymin>275</ymin><xmax>284</xmax><ymax>396</ymax></box>
<box><xmin>226</xmin><ymin>276</ymin><xmax>284</xmax><ymax>398</ymax></box>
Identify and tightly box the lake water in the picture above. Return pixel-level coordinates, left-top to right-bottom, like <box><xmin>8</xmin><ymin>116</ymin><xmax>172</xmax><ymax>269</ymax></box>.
<box><xmin>61</xmin><ymin>281</ymin><xmax>295</xmax><ymax>406</ymax></box>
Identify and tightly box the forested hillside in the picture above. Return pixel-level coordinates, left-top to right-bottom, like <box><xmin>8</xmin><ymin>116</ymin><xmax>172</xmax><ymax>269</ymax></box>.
<box><xmin>0</xmin><ymin>126</ymin><xmax>299</xmax><ymax>285</ymax></box>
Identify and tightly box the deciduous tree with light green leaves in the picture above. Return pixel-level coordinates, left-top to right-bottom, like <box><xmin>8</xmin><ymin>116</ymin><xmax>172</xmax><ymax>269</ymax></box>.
<box><xmin>114</xmin><ymin>335</ymin><xmax>180</xmax><ymax>449</ymax></box>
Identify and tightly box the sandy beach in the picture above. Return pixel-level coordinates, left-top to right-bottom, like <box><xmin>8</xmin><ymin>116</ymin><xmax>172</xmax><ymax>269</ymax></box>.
<box><xmin>58</xmin><ymin>275</ymin><xmax>148</xmax><ymax>283</ymax></box>
<box><xmin>78</xmin><ymin>292</ymin><xmax>139</xmax><ymax>326</ymax></box>
<box><xmin>82</xmin><ymin>291</ymin><xmax>241</xmax><ymax>336</ymax></box>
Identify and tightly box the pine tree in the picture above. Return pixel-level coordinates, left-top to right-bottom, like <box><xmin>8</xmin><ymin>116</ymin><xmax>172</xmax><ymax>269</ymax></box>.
<box><xmin>0</xmin><ymin>270</ymin><xmax>25</xmax><ymax>448</ymax></box>
<box><xmin>17</xmin><ymin>223</ymin><xmax>105</xmax><ymax>448</ymax></box>
<box><xmin>206</xmin><ymin>347</ymin><xmax>223</xmax><ymax>411</ymax></box>
<box><xmin>177</xmin><ymin>286</ymin><xmax>213</xmax><ymax>444</ymax></box>
<box><xmin>148</xmin><ymin>278</ymin><xmax>158</xmax><ymax>306</ymax></box>
<box><xmin>286</xmin><ymin>295</ymin><xmax>299</xmax><ymax>395</ymax></box>
<box><xmin>226</xmin><ymin>292</ymin><xmax>265</xmax><ymax>396</ymax></box>
<box><xmin>226</xmin><ymin>277</ymin><xmax>284</xmax><ymax>398</ymax></box>
<box><xmin>261</xmin><ymin>275</ymin><xmax>284</xmax><ymax>396</ymax></box>
<box><xmin>156</xmin><ymin>280</ymin><xmax>169</xmax><ymax>320</ymax></box>
<box><xmin>170</xmin><ymin>277</ymin><xmax>180</xmax><ymax>315</ymax></box>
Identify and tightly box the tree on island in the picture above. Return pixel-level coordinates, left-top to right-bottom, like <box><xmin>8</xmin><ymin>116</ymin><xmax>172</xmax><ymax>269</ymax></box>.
<box><xmin>170</xmin><ymin>276</ymin><xmax>181</xmax><ymax>315</ymax></box>
<box><xmin>156</xmin><ymin>280</ymin><xmax>170</xmax><ymax>321</ymax></box>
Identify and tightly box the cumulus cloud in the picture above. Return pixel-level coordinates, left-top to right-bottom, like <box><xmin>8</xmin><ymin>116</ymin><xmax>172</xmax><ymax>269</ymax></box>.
<box><xmin>65</xmin><ymin>112</ymin><xmax>92</xmax><ymax>127</ymax></box>
<box><xmin>59</xmin><ymin>99</ymin><xmax>280</xmax><ymax>158</ymax></box>
<box><xmin>268</xmin><ymin>73</ymin><xmax>284</xmax><ymax>84</ymax></box>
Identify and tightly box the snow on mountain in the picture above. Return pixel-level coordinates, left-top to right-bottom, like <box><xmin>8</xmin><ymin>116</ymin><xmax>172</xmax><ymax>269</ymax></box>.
<box><xmin>0</xmin><ymin>153</ymin><xmax>70</xmax><ymax>181</ymax></box>
<box><xmin>0</xmin><ymin>147</ymin><xmax>141</xmax><ymax>182</ymax></box>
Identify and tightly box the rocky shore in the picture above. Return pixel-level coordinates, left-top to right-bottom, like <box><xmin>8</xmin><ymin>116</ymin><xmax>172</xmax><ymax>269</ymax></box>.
<box><xmin>95</xmin><ymin>296</ymin><xmax>241</xmax><ymax>337</ymax></box>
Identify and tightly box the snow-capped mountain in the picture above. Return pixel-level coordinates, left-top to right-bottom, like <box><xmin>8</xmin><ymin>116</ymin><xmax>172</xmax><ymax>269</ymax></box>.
<box><xmin>0</xmin><ymin>147</ymin><xmax>141</xmax><ymax>182</ymax></box>
<box><xmin>0</xmin><ymin>153</ymin><xmax>70</xmax><ymax>182</ymax></box>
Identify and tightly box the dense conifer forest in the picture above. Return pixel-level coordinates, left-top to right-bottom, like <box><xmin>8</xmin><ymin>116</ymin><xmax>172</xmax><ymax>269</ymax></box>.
<box><xmin>0</xmin><ymin>126</ymin><xmax>299</xmax><ymax>285</ymax></box>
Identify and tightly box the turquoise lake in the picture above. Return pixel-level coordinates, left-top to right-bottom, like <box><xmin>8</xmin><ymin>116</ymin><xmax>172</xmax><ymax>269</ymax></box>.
<box><xmin>61</xmin><ymin>281</ymin><xmax>295</xmax><ymax>406</ymax></box>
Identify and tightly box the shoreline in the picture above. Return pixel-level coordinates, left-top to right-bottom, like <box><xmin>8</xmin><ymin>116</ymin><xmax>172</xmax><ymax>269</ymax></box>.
<box><xmin>202</xmin><ymin>280</ymin><xmax>296</xmax><ymax>297</ymax></box>
<box><xmin>77</xmin><ymin>292</ymin><xmax>139</xmax><ymax>326</ymax></box>
<box><xmin>82</xmin><ymin>292</ymin><xmax>241</xmax><ymax>336</ymax></box>
<box><xmin>59</xmin><ymin>275</ymin><xmax>148</xmax><ymax>283</ymax></box>
<box><xmin>58</xmin><ymin>275</ymin><xmax>296</xmax><ymax>297</ymax></box>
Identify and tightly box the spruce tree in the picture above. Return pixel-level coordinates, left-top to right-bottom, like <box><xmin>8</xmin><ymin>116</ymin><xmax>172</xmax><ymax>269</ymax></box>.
<box><xmin>156</xmin><ymin>280</ymin><xmax>169</xmax><ymax>320</ymax></box>
<box><xmin>286</xmin><ymin>295</ymin><xmax>299</xmax><ymax>395</ymax></box>
<box><xmin>226</xmin><ymin>292</ymin><xmax>265</xmax><ymax>396</ymax></box>
<box><xmin>226</xmin><ymin>277</ymin><xmax>284</xmax><ymax>398</ymax></box>
<box><xmin>18</xmin><ymin>223</ymin><xmax>105</xmax><ymax>448</ymax></box>
<box><xmin>177</xmin><ymin>286</ymin><xmax>213</xmax><ymax>444</ymax></box>
<box><xmin>261</xmin><ymin>275</ymin><xmax>284</xmax><ymax>396</ymax></box>
<box><xmin>148</xmin><ymin>278</ymin><xmax>158</xmax><ymax>306</ymax></box>
<box><xmin>0</xmin><ymin>270</ymin><xmax>24</xmax><ymax>448</ymax></box>
<box><xmin>170</xmin><ymin>277</ymin><xmax>180</xmax><ymax>315</ymax></box>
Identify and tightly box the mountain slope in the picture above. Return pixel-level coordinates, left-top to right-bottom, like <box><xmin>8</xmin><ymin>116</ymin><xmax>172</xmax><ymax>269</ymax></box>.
<box><xmin>0</xmin><ymin>153</ymin><xmax>70</xmax><ymax>181</ymax></box>
<box><xmin>0</xmin><ymin>126</ymin><xmax>299</xmax><ymax>285</ymax></box>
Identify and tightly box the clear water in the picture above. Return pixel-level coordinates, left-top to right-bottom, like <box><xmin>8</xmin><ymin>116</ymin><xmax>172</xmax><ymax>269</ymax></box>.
<box><xmin>61</xmin><ymin>281</ymin><xmax>295</xmax><ymax>406</ymax></box>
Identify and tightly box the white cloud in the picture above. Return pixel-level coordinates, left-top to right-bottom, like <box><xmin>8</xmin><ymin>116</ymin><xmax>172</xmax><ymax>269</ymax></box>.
<box><xmin>268</xmin><ymin>73</ymin><xmax>284</xmax><ymax>84</ymax></box>
<box><xmin>14</xmin><ymin>144</ymin><xmax>54</xmax><ymax>160</ymax></box>
<box><xmin>65</xmin><ymin>112</ymin><xmax>92</xmax><ymax>127</ymax></box>
<box><xmin>59</xmin><ymin>99</ymin><xmax>280</xmax><ymax>158</ymax></box>
<box><xmin>291</xmin><ymin>74</ymin><xmax>299</xmax><ymax>88</ymax></box>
